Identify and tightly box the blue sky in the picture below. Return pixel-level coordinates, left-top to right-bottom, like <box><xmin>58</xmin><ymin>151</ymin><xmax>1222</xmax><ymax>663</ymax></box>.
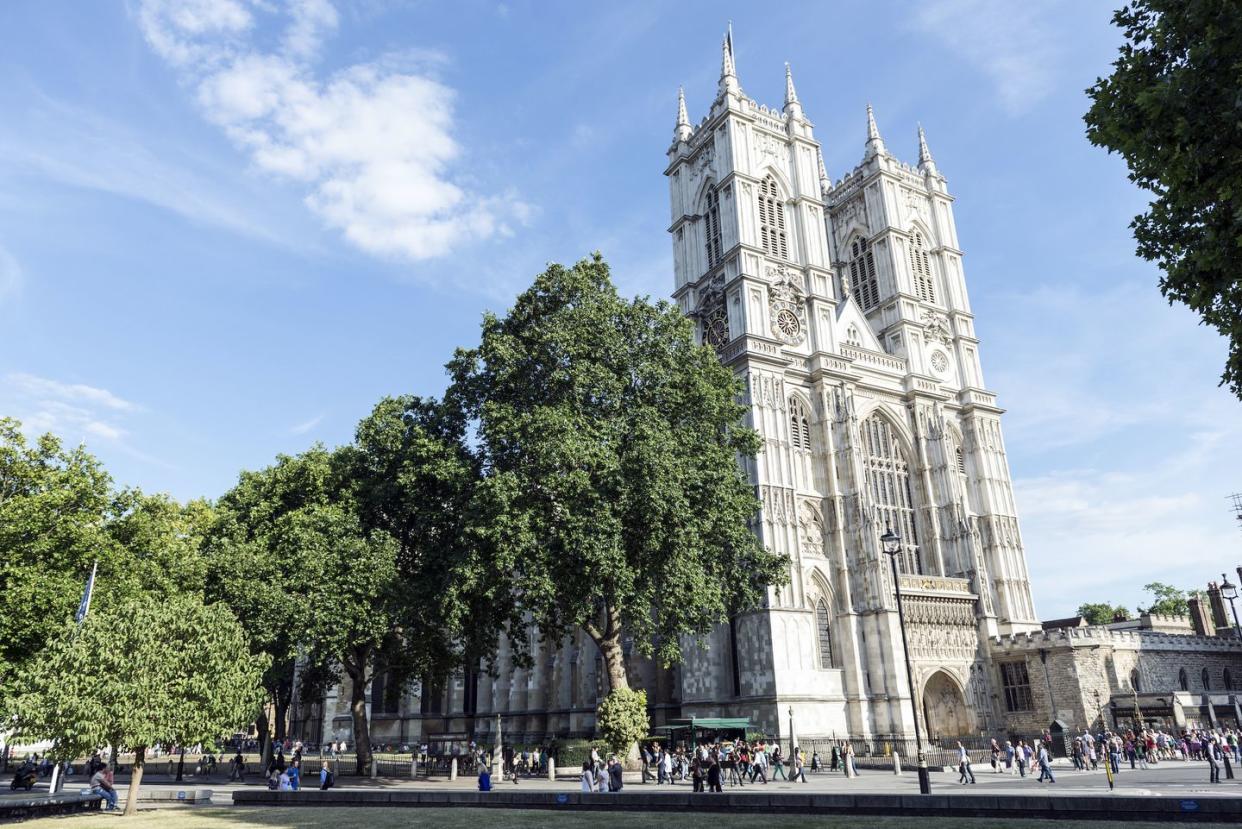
<box><xmin>1</xmin><ymin>0</ymin><xmax>1239</xmax><ymax>618</ymax></box>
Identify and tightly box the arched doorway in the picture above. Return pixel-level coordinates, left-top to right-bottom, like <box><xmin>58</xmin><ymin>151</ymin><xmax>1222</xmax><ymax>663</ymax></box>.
<box><xmin>922</xmin><ymin>671</ymin><xmax>972</xmax><ymax>738</ymax></box>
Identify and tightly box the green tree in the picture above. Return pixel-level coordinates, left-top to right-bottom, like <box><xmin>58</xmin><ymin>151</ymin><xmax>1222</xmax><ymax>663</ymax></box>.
<box><xmin>595</xmin><ymin>688</ymin><xmax>650</xmax><ymax>757</ymax></box>
<box><xmin>0</xmin><ymin>419</ymin><xmax>114</xmax><ymax>699</ymax></box>
<box><xmin>108</xmin><ymin>490</ymin><xmax>214</xmax><ymax>600</ymax></box>
<box><xmin>1143</xmin><ymin>581</ymin><xmax>1190</xmax><ymax>616</ymax></box>
<box><xmin>1076</xmin><ymin>602</ymin><xmax>1131</xmax><ymax>625</ymax></box>
<box><xmin>14</xmin><ymin>596</ymin><xmax>266</xmax><ymax>815</ymax></box>
<box><xmin>1085</xmin><ymin>1</ymin><xmax>1242</xmax><ymax>397</ymax></box>
<box><xmin>450</xmin><ymin>255</ymin><xmax>788</xmax><ymax>694</ymax></box>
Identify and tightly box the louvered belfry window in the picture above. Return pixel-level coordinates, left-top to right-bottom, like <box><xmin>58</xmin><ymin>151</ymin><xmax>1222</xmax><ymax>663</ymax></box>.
<box><xmin>758</xmin><ymin>175</ymin><xmax>788</xmax><ymax>260</ymax></box>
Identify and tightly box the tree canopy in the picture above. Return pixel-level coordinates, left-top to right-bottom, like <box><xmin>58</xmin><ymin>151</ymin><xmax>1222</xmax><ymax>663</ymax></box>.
<box><xmin>14</xmin><ymin>596</ymin><xmax>266</xmax><ymax>814</ymax></box>
<box><xmin>1076</xmin><ymin>602</ymin><xmax>1131</xmax><ymax>625</ymax></box>
<box><xmin>1085</xmin><ymin>0</ymin><xmax>1242</xmax><ymax>398</ymax></box>
<box><xmin>1142</xmin><ymin>581</ymin><xmax>1192</xmax><ymax>616</ymax></box>
<box><xmin>450</xmin><ymin>255</ymin><xmax>787</xmax><ymax>692</ymax></box>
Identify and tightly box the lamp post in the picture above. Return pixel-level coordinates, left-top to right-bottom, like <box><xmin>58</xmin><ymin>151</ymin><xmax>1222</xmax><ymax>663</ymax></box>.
<box><xmin>880</xmin><ymin>526</ymin><xmax>930</xmax><ymax>795</ymax></box>
<box><xmin>1220</xmin><ymin>574</ymin><xmax>1241</xmax><ymax>639</ymax></box>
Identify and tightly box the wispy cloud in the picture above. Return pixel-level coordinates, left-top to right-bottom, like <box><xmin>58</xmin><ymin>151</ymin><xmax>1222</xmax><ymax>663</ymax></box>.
<box><xmin>2</xmin><ymin>372</ymin><xmax>137</xmax><ymax>445</ymax></box>
<box><xmin>136</xmin><ymin>0</ymin><xmax>532</xmax><ymax>262</ymax></box>
<box><xmin>289</xmin><ymin>413</ymin><xmax>324</xmax><ymax>435</ymax></box>
<box><xmin>910</xmin><ymin>0</ymin><xmax>1062</xmax><ymax>115</ymax></box>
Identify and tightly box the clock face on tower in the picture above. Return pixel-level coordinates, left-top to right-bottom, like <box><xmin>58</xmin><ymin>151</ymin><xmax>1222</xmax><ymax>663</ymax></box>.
<box><xmin>704</xmin><ymin>308</ymin><xmax>729</xmax><ymax>348</ymax></box>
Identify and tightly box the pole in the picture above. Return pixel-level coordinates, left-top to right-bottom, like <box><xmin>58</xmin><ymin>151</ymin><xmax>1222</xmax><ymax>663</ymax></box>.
<box><xmin>888</xmin><ymin>553</ymin><xmax>930</xmax><ymax>794</ymax></box>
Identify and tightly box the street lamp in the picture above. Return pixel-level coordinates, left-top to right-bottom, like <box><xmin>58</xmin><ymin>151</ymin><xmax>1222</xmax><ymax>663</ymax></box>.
<box><xmin>880</xmin><ymin>526</ymin><xmax>931</xmax><ymax>795</ymax></box>
<box><xmin>1220</xmin><ymin>574</ymin><xmax>1241</xmax><ymax>639</ymax></box>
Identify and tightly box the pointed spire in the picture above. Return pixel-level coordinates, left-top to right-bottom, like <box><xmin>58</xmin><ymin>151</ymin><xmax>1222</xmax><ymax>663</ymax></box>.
<box><xmin>817</xmin><ymin>148</ymin><xmax>830</xmax><ymax>193</ymax></box>
<box><xmin>674</xmin><ymin>86</ymin><xmax>693</xmax><ymax>143</ymax></box>
<box><xmin>917</xmin><ymin>123</ymin><xmax>938</xmax><ymax>175</ymax></box>
<box><xmin>784</xmin><ymin>63</ymin><xmax>799</xmax><ymax>106</ymax></box>
<box><xmin>864</xmin><ymin>103</ymin><xmax>887</xmax><ymax>159</ymax></box>
<box><xmin>718</xmin><ymin>23</ymin><xmax>739</xmax><ymax>97</ymax></box>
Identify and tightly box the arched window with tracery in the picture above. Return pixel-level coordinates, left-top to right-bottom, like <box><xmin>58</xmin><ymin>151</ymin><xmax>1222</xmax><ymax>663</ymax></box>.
<box><xmin>704</xmin><ymin>188</ymin><xmax>723</xmax><ymax>267</ymax></box>
<box><xmin>815</xmin><ymin>600</ymin><xmax>834</xmax><ymax>669</ymax></box>
<box><xmin>849</xmin><ymin>237</ymin><xmax>879</xmax><ymax>311</ymax></box>
<box><xmin>789</xmin><ymin>396</ymin><xmax>811</xmax><ymax>451</ymax></box>
<box><xmin>861</xmin><ymin>414</ymin><xmax>922</xmax><ymax>573</ymax></box>
<box><xmin>909</xmin><ymin>230</ymin><xmax>936</xmax><ymax>303</ymax></box>
<box><xmin>758</xmin><ymin>175</ymin><xmax>788</xmax><ymax>260</ymax></box>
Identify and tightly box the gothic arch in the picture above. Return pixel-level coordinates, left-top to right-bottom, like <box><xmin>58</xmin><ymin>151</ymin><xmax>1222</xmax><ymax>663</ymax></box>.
<box><xmin>756</xmin><ymin>165</ymin><xmax>793</xmax><ymax>199</ymax></box>
<box><xmin>805</xmin><ymin>565</ymin><xmax>839</xmax><ymax>613</ymax></box>
<box><xmin>856</xmin><ymin>406</ymin><xmax>925</xmax><ymax>573</ymax></box>
<box><xmin>788</xmin><ymin>391</ymin><xmax>814</xmax><ymax>451</ymax></box>
<box><xmin>855</xmin><ymin>403</ymin><xmax>915</xmax><ymax>450</ymax></box>
<box><xmin>922</xmin><ymin>669</ymin><xmax>972</xmax><ymax>738</ymax></box>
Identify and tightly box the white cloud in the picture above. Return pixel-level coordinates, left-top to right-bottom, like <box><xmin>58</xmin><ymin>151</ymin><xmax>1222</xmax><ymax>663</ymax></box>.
<box><xmin>1</xmin><ymin>374</ymin><xmax>140</xmax><ymax>449</ymax></box>
<box><xmin>136</xmin><ymin>0</ymin><xmax>529</xmax><ymax>262</ymax></box>
<box><xmin>910</xmin><ymin>0</ymin><xmax>1061</xmax><ymax>115</ymax></box>
<box><xmin>289</xmin><ymin>413</ymin><xmax>324</xmax><ymax>435</ymax></box>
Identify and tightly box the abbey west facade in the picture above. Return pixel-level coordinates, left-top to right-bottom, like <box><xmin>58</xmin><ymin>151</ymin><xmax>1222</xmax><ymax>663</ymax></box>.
<box><xmin>662</xmin><ymin>29</ymin><xmax>1042</xmax><ymax>741</ymax></box>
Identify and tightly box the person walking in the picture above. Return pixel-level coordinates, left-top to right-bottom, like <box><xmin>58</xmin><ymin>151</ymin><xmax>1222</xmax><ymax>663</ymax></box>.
<box><xmin>1037</xmin><ymin>743</ymin><xmax>1056</xmax><ymax>783</ymax></box>
<box><xmin>1015</xmin><ymin>741</ymin><xmax>1028</xmax><ymax>778</ymax></box>
<box><xmin>608</xmin><ymin>757</ymin><xmax>623</xmax><ymax>792</ymax></box>
<box><xmin>286</xmin><ymin>760</ymin><xmax>300</xmax><ymax>791</ymax></box>
<box><xmin>1208</xmin><ymin>740</ymin><xmax>1222</xmax><ymax>784</ymax></box>
<box><xmin>319</xmin><ymin>760</ymin><xmax>334</xmax><ymax>790</ymax></box>
<box><xmin>957</xmin><ymin>742</ymin><xmax>976</xmax><ymax>784</ymax></box>
<box><xmin>659</xmin><ymin>747</ymin><xmax>673</xmax><ymax>784</ymax></box>
<box><xmin>791</xmin><ymin>746</ymin><xmax>808</xmax><ymax>783</ymax></box>
<box><xmin>580</xmin><ymin>760</ymin><xmax>595</xmax><ymax>792</ymax></box>
<box><xmin>990</xmin><ymin>738</ymin><xmax>1002</xmax><ymax>774</ymax></box>
<box><xmin>771</xmin><ymin>745</ymin><xmax>787</xmax><ymax>781</ymax></box>
<box><xmin>707</xmin><ymin>753</ymin><xmax>723</xmax><ymax>793</ymax></box>
<box><xmin>229</xmin><ymin>750</ymin><xmax>245</xmax><ymax>782</ymax></box>
<box><xmin>641</xmin><ymin>744</ymin><xmax>654</xmax><ymax>784</ymax></box>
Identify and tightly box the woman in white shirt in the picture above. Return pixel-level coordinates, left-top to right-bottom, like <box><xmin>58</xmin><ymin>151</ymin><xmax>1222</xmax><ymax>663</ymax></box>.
<box><xmin>580</xmin><ymin>760</ymin><xmax>595</xmax><ymax>792</ymax></box>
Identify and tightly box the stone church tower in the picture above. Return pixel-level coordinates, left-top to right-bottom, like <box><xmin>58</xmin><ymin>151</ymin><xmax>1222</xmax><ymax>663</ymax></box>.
<box><xmin>665</xmin><ymin>28</ymin><xmax>1040</xmax><ymax>739</ymax></box>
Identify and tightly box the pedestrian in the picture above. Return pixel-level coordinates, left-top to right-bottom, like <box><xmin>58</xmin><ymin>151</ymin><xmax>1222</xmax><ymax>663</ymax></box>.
<box><xmin>580</xmin><ymin>760</ymin><xmax>594</xmax><ymax>792</ymax></box>
<box><xmin>319</xmin><ymin>761</ymin><xmax>334</xmax><ymax>790</ymax></box>
<box><xmin>771</xmin><ymin>745</ymin><xmax>787</xmax><ymax>781</ymax></box>
<box><xmin>641</xmin><ymin>743</ymin><xmax>654</xmax><ymax>783</ymax></box>
<box><xmin>230</xmin><ymin>750</ymin><xmax>246</xmax><ymax>782</ymax></box>
<box><xmin>1208</xmin><ymin>740</ymin><xmax>1222</xmax><ymax>784</ymax></box>
<box><xmin>89</xmin><ymin>766</ymin><xmax>118</xmax><ymax>811</ymax></box>
<box><xmin>1015</xmin><ymin>741</ymin><xmax>1028</xmax><ymax>777</ymax></box>
<box><xmin>707</xmin><ymin>753</ymin><xmax>723</xmax><ymax>793</ymax></box>
<box><xmin>608</xmin><ymin>756</ymin><xmax>623</xmax><ymax>793</ymax></box>
<box><xmin>956</xmin><ymin>742</ymin><xmax>976</xmax><ymax>784</ymax></box>
<box><xmin>843</xmin><ymin>741</ymin><xmax>857</xmax><ymax>778</ymax></box>
<box><xmin>1037</xmin><ymin>743</ymin><xmax>1056</xmax><ymax>784</ymax></box>
<box><xmin>791</xmin><ymin>746</ymin><xmax>807</xmax><ymax>783</ymax></box>
<box><xmin>287</xmin><ymin>759</ymin><xmax>300</xmax><ymax>791</ymax></box>
<box><xmin>990</xmin><ymin>738</ymin><xmax>1001</xmax><ymax>773</ymax></box>
<box><xmin>660</xmin><ymin>746</ymin><xmax>673</xmax><ymax>784</ymax></box>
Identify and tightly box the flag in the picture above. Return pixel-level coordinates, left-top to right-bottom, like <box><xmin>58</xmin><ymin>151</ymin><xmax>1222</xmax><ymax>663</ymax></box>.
<box><xmin>74</xmin><ymin>561</ymin><xmax>98</xmax><ymax>624</ymax></box>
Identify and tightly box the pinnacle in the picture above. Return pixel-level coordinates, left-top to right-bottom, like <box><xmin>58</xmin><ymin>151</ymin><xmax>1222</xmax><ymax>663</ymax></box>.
<box><xmin>784</xmin><ymin>62</ymin><xmax>799</xmax><ymax>107</ymax></box>
<box><xmin>864</xmin><ymin>103</ymin><xmax>887</xmax><ymax>159</ymax></box>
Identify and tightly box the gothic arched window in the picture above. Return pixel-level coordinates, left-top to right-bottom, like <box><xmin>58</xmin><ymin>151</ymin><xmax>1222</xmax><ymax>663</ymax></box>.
<box><xmin>849</xmin><ymin>237</ymin><xmax>880</xmax><ymax>311</ymax></box>
<box><xmin>955</xmin><ymin>446</ymin><xmax>966</xmax><ymax>475</ymax></box>
<box><xmin>789</xmin><ymin>396</ymin><xmax>811</xmax><ymax>451</ymax></box>
<box><xmin>909</xmin><ymin>230</ymin><xmax>936</xmax><ymax>303</ymax></box>
<box><xmin>758</xmin><ymin>175</ymin><xmax>788</xmax><ymax>260</ymax></box>
<box><xmin>845</xmin><ymin>324</ymin><xmax>861</xmax><ymax>346</ymax></box>
<box><xmin>1178</xmin><ymin>668</ymin><xmax>1189</xmax><ymax>692</ymax></box>
<box><xmin>815</xmin><ymin>600</ymin><xmax>834</xmax><ymax>669</ymax></box>
<box><xmin>1130</xmin><ymin>669</ymin><xmax>1141</xmax><ymax>693</ymax></box>
<box><xmin>861</xmin><ymin>414</ymin><xmax>922</xmax><ymax>573</ymax></box>
<box><xmin>1201</xmin><ymin>668</ymin><xmax>1211</xmax><ymax>691</ymax></box>
<box><xmin>705</xmin><ymin>188</ymin><xmax>723</xmax><ymax>267</ymax></box>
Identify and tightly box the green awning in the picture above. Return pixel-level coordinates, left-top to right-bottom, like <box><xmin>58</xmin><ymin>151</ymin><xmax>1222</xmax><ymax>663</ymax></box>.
<box><xmin>665</xmin><ymin>717</ymin><xmax>751</xmax><ymax>730</ymax></box>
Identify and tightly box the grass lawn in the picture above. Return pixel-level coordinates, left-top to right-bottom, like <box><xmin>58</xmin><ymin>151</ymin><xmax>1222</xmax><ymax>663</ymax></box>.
<box><xmin>17</xmin><ymin>808</ymin><xmax>1220</xmax><ymax>829</ymax></box>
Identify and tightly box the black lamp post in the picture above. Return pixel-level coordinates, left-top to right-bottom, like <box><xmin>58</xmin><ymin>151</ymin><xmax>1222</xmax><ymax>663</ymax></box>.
<box><xmin>1220</xmin><ymin>574</ymin><xmax>1241</xmax><ymax>639</ymax></box>
<box><xmin>880</xmin><ymin>526</ymin><xmax>930</xmax><ymax>795</ymax></box>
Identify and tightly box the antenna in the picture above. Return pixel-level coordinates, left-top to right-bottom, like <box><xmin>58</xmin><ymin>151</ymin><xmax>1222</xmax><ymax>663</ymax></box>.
<box><xmin>1230</xmin><ymin>493</ymin><xmax>1242</xmax><ymax>535</ymax></box>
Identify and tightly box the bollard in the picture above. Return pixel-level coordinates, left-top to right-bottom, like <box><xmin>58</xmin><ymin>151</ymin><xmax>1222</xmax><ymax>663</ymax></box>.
<box><xmin>450</xmin><ymin>757</ymin><xmax>458</xmax><ymax>781</ymax></box>
<box><xmin>411</xmin><ymin>756</ymin><xmax>418</xmax><ymax>779</ymax></box>
<box><xmin>547</xmin><ymin>757</ymin><xmax>556</xmax><ymax>782</ymax></box>
<box><xmin>892</xmin><ymin>752</ymin><xmax>902</xmax><ymax>775</ymax></box>
<box><xmin>371</xmin><ymin>758</ymin><xmax>379</xmax><ymax>780</ymax></box>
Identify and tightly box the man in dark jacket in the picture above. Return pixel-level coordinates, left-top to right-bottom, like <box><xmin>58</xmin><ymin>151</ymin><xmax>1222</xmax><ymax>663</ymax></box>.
<box><xmin>608</xmin><ymin>757</ymin><xmax>624</xmax><ymax>792</ymax></box>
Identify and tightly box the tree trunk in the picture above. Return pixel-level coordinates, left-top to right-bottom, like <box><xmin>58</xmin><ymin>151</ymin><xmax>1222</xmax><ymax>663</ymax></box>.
<box><xmin>347</xmin><ymin>657</ymin><xmax>373</xmax><ymax>775</ymax></box>
<box><xmin>274</xmin><ymin>672</ymin><xmax>293</xmax><ymax>742</ymax></box>
<box><xmin>123</xmin><ymin>746</ymin><xmax>145</xmax><ymax>816</ymax></box>
<box><xmin>587</xmin><ymin>603</ymin><xmax>630</xmax><ymax>692</ymax></box>
<box><xmin>256</xmin><ymin>709</ymin><xmax>272</xmax><ymax>772</ymax></box>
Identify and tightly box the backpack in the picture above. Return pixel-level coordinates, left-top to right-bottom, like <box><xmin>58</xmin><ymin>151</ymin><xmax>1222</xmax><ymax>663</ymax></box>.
<box><xmin>323</xmin><ymin>770</ymin><xmax>335</xmax><ymax>789</ymax></box>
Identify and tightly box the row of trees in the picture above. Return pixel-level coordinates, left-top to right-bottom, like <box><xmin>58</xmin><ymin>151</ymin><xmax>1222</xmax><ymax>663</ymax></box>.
<box><xmin>2</xmin><ymin>256</ymin><xmax>788</xmax><ymax>795</ymax></box>
<box><xmin>1076</xmin><ymin>582</ymin><xmax>1206</xmax><ymax>625</ymax></box>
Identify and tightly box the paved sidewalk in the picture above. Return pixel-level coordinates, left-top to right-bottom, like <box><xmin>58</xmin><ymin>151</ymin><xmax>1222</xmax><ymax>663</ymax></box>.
<box><xmin>7</xmin><ymin>758</ymin><xmax>1239</xmax><ymax>806</ymax></box>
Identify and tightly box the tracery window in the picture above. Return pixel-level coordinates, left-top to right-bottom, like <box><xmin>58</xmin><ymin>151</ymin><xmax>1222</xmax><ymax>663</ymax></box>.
<box><xmin>861</xmin><ymin>414</ymin><xmax>922</xmax><ymax>573</ymax></box>
<box><xmin>849</xmin><ymin>237</ymin><xmax>880</xmax><ymax>311</ymax></box>
<box><xmin>1000</xmin><ymin>661</ymin><xmax>1033</xmax><ymax>712</ymax></box>
<box><xmin>789</xmin><ymin>396</ymin><xmax>811</xmax><ymax>451</ymax></box>
<box><xmin>705</xmin><ymin>188</ymin><xmax>723</xmax><ymax>267</ymax></box>
<box><xmin>815</xmin><ymin>600</ymin><xmax>834</xmax><ymax>669</ymax></box>
<box><xmin>758</xmin><ymin>175</ymin><xmax>788</xmax><ymax>260</ymax></box>
<box><xmin>909</xmin><ymin>230</ymin><xmax>936</xmax><ymax>303</ymax></box>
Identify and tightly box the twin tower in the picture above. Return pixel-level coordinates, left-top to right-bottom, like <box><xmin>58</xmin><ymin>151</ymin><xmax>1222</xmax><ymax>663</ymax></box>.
<box><xmin>664</xmin><ymin>28</ymin><xmax>1040</xmax><ymax>739</ymax></box>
